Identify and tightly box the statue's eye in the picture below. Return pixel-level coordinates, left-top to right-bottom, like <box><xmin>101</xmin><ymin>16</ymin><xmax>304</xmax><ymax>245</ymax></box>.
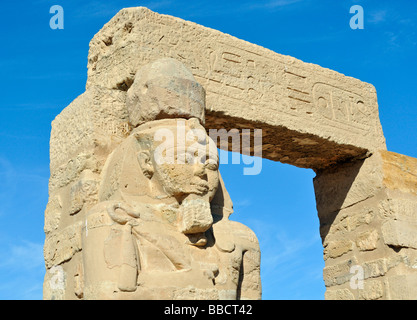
<box><xmin>204</xmin><ymin>159</ymin><xmax>218</xmax><ymax>171</ymax></box>
<box><xmin>185</xmin><ymin>152</ymin><xmax>194</xmax><ymax>164</ymax></box>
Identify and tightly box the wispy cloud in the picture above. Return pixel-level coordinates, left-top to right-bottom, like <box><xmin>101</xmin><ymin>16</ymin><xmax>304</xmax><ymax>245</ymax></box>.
<box><xmin>0</xmin><ymin>241</ymin><xmax>44</xmax><ymax>271</ymax></box>
<box><xmin>0</xmin><ymin>156</ymin><xmax>49</xmax><ymax>220</ymax></box>
<box><xmin>263</xmin><ymin>230</ymin><xmax>319</xmax><ymax>276</ymax></box>
<box><xmin>166</xmin><ymin>0</ymin><xmax>305</xmax><ymax>19</ymax></box>
<box><xmin>0</xmin><ymin>240</ymin><xmax>45</xmax><ymax>300</ymax></box>
<box><xmin>72</xmin><ymin>0</ymin><xmax>174</xmax><ymax>20</ymax></box>
<box><xmin>233</xmin><ymin>198</ymin><xmax>252</xmax><ymax>208</ymax></box>
<box><xmin>138</xmin><ymin>0</ymin><xmax>174</xmax><ymax>11</ymax></box>
<box><xmin>360</xmin><ymin>6</ymin><xmax>417</xmax><ymax>52</ymax></box>
<box><xmin>14</xmin><ymin>72</ymin><xmax>82</xmax><ymax>81</ymax></box>
<box><xmin>368</xmin><ymin>9</ymin><xmax>388</xmax><ymax>24</ymax></box>
<box><xmin>243</xmin><ymin>216</ymin><xmax>324</xmax><ymax>298</ymax></box>
<box><xmin>0</xmin><ymin>157</ymin><xmax>17</xmax><ymax>213</ymax></box>
<box><xmin>383</xmin><ymin>28</ymin><xmax>416</xmax><ymax>51</ymax></box>
<box><xmin>248</xmin><ymin>0</ymin><xmax>303</xmax><ymax>10</ymax></box>
<box><xmin>72</xmin><ymin>1</ymin><xmax>121</xmax><ymax>19</ymax></box>
<box><xmin>1</xmin><ymin>103</ymin><xmax>62</xmax><ymax>112</ymax></box>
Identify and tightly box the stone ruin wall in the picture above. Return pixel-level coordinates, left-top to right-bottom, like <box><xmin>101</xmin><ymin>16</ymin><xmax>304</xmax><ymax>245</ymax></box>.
<box><xmin>43</xmin><ymin>7</ymin><xmax>417</xmax><ymax>300</ymax></box>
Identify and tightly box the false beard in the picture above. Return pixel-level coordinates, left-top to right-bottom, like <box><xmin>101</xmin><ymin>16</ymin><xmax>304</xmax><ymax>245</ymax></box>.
<box><xmin>178</xmin><ymin>195</ymin><xmax>213</xmax><ymax>235</ymax></box>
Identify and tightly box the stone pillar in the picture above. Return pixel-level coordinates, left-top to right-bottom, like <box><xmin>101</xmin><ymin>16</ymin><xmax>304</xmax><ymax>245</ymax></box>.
<box><xmin>44</xmin><ymin>6</ymin><xmax>416</xmax><ymax>300</ymax></box>
<box><xmin>43</xmin><ymin>86</ymin><xmax>130</xmax><ymax>299</ymax></box>
<box><xmin>43</xmin><ymin>58</ymin><xmax>262</xmax><ymax>300</ymax></box>
<box><xmin>314</xmin><ymin>150</ymin><xmax>417</xmax><ymax>300</ymax></box>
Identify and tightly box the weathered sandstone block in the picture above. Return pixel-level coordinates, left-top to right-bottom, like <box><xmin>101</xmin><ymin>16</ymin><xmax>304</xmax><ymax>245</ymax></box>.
<box><xmin>85</xmin><ymin>6</ymin><xmax>386</xmax><ymax>170</ymax></box>
<box><xmin>49</xmin><ymin>86</ymin><xmax>129</xmax><ymax>189</ymax></box>
<box><xmin>45</xmin><ymin>58</ymin><xmax>261</xmax><ymax>300</ymax></box>
<box><xmin>44</xmin><ymin>6</ymin><xmax>417</xmax><ymax>301</ymax></box>
<box><xmin>316</xmin><ymin>150</ymin><xmax>417</xmax><ymax>300</ymax></box>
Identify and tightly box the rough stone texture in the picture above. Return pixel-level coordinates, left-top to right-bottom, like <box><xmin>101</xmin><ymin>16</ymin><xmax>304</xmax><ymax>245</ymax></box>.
<box><xmin>44</xmin><ymin>85</ymin><xmax>131</xmax><ymax>300</ymax></box>
<box><xmin>85</xmin><ymin>6</ymin><xmax>386</xmax><ymax>170</ymax></box>
<box><xmin>44</xmin><ymin>7</ymin><xmax>417</xmax><ymax>301</ymax></box>
<box><xmin>126</xmin><ymin>58</ymin><xmax>206</xmax><ymax>127</ymax></box>
<box><xmin>44</xmin><ymin>222</ymin><xmax>83</xmax><ymax>268</ymax></box>
<box><xmin>387</xmin><ymin>275</ymin><xmax>417</xmax><ymax>300</ymax></box>
<box><xmin>359</xmin><ymin>279</ymin><xmax>384</xmax><ymax>300</ymax></box>
<box><xmin>49</xmin><ymin>86</ymin><xmax>129</xmax><ymax>193</ymax></box>
<box><xmin>50</xmin><ymin>86</ymin><xmax>129</xmax><ymax>168</ymax></box>
<box><xmin>381</xmin><ymin>151</ymin><xmax>417</xmax><ymax>195</ymax></box>
<box><xmin>315</xmin><ymin>150</ymin><xmax>417</xmax><ymax>300</ymax></box>
<box><xmin>323</xmin><ymin>239</ymin><xmax>353</xmax><ymax>260</ymax></box>
<box><xmin>382</xmin><ymin>220</ymin><xmax>417</xmax><ymax>249</ymax></box>
<box><xmin>324</xmin><ymin>288</ymin><xmax>354</xmax><ymax>300</ymax></box>
<box><xmin>355</xmin><ymin>230</ymin><xmax>379</xmax><ymax>251</ymax></box>
<box><xmin>44</xmin><ymin>58</ymin><xmax>261</xmax><ymax>300</ymax></box>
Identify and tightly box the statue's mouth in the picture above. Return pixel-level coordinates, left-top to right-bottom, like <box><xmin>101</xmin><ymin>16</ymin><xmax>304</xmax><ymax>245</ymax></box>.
<box><xmin>189</xmin><ymin>178</ymin><xmax>209</xmax><ymax>194</ymax></box>
<box><xmin>186</xmin><ymin>232</ymin><xmax>207</xmax><ymax>247</ymax></box>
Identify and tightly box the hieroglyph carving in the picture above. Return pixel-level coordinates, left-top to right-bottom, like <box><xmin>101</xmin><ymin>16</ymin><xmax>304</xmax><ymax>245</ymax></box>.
<box><xmin>86</xmin><ymin>7</ymin><xmax>386</xmax><ymax>158</ymax></box>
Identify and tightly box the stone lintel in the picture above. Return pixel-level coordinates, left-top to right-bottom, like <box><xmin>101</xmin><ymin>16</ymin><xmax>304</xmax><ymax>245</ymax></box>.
<box><xmin>86</xmin><ymin>6</ymin><xmax>386</xmax><ymax>170</ymax></box>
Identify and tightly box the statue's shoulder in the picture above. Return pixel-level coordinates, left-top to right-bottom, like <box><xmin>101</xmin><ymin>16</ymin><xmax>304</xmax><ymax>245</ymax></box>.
<box><xmin>212</xmin><ymin>217</ymin><xmax>259</xmax><ymax>253</ymax></box>
<box><xmin>86</xmin><ymin>199</ymin><xmax>159</xmax><ymax>224</ymax></box>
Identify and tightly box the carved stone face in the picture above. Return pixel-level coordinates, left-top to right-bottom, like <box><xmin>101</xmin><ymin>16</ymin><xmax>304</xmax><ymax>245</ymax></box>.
<box><xmin>136</xmin><ymin>119</ymin><xmax>219</xmax><ymax>235</ymax></box>
<box><xmin>151</xmin><ymin>121</ymin><xmax>219</xmax><ymax>203</ymax></box>
<box><xmin>151</xmin><ymin>140</ymin><xmax>219</xmax><ymax>203</ymax></box>
<box><xmin>138</xmin><ymin>119</ymin><xmax>219</xmax><ymax>236</ymax></box>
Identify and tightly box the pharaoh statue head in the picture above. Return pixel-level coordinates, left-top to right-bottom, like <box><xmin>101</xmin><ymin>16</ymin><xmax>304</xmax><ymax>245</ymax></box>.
<box><xmin>99</xmin><ymin>58</ymin><xmax>220</xmax><ymax>241</ymax></box>
<box><xmin>126</xmin><ymin>57</ymin><xmax>206</xmax><ymax>127</ymax></box>
<box><xmin>82</xmin><ymin>58</ymin><xmax>261</xmax><ymax>300</ymax></box>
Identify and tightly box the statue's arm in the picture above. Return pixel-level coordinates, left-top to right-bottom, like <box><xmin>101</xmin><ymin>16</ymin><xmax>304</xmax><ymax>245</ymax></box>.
<box><xmin>239</xmin><ymin>244</ymin><xmax>262</xmax><ymax>300</ymax></box>
<box><xmin>227</xmin><ymin>221</ymin><xmax>262</xmax><ymax>300</ymax></box>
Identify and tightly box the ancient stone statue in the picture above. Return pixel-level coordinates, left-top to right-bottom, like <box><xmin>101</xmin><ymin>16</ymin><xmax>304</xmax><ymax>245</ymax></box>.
<box><xmin>45</xmin><ymin>7</ymin><xmax>417</xmax><ymax>300</ymax></box>
<box><xmin>81</xmin><ymin>58</ymin><xmax>261</xmax><ymax>299</ymax></box>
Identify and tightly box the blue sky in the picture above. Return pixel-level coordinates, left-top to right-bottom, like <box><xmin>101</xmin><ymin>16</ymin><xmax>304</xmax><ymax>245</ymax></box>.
<box><xmin>0</xmin><ymin>0</ymin><xmax>416</xmax><ymax>300</ymax></box>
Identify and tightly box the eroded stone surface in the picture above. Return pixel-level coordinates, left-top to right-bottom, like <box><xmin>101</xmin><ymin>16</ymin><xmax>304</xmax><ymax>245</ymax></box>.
<box><xmin>44</xmin><ymin>7</ymin><xmax>417</xmax><ymax>301</ymax></box>
<box><xmin>316</xmin><ymin>150</ymin><xmax>417</xmax><ymax>300</ymax></box>
<box><xmin>44</xmin><ymin>58</ymin><xmax>261</xmax><ymax>300</ymax></box>
<box><xmin>85</xmin><ymin>6</ymin><xmax>386</xmax><ymax>170</ymax></box>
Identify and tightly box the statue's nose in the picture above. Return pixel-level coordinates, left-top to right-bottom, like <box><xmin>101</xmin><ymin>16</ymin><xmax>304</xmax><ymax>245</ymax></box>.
<box><xmin>193</xmin><ymin>163</ymin><xmax>206</xmax><ymax>178</ymax></box>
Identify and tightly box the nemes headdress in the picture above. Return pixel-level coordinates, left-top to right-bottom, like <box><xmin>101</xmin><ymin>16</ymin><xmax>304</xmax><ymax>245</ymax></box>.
<box><xmin>126</xmin><ymin>58</ymin><xmax>205</xmax><ymax>127</ymax></box>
